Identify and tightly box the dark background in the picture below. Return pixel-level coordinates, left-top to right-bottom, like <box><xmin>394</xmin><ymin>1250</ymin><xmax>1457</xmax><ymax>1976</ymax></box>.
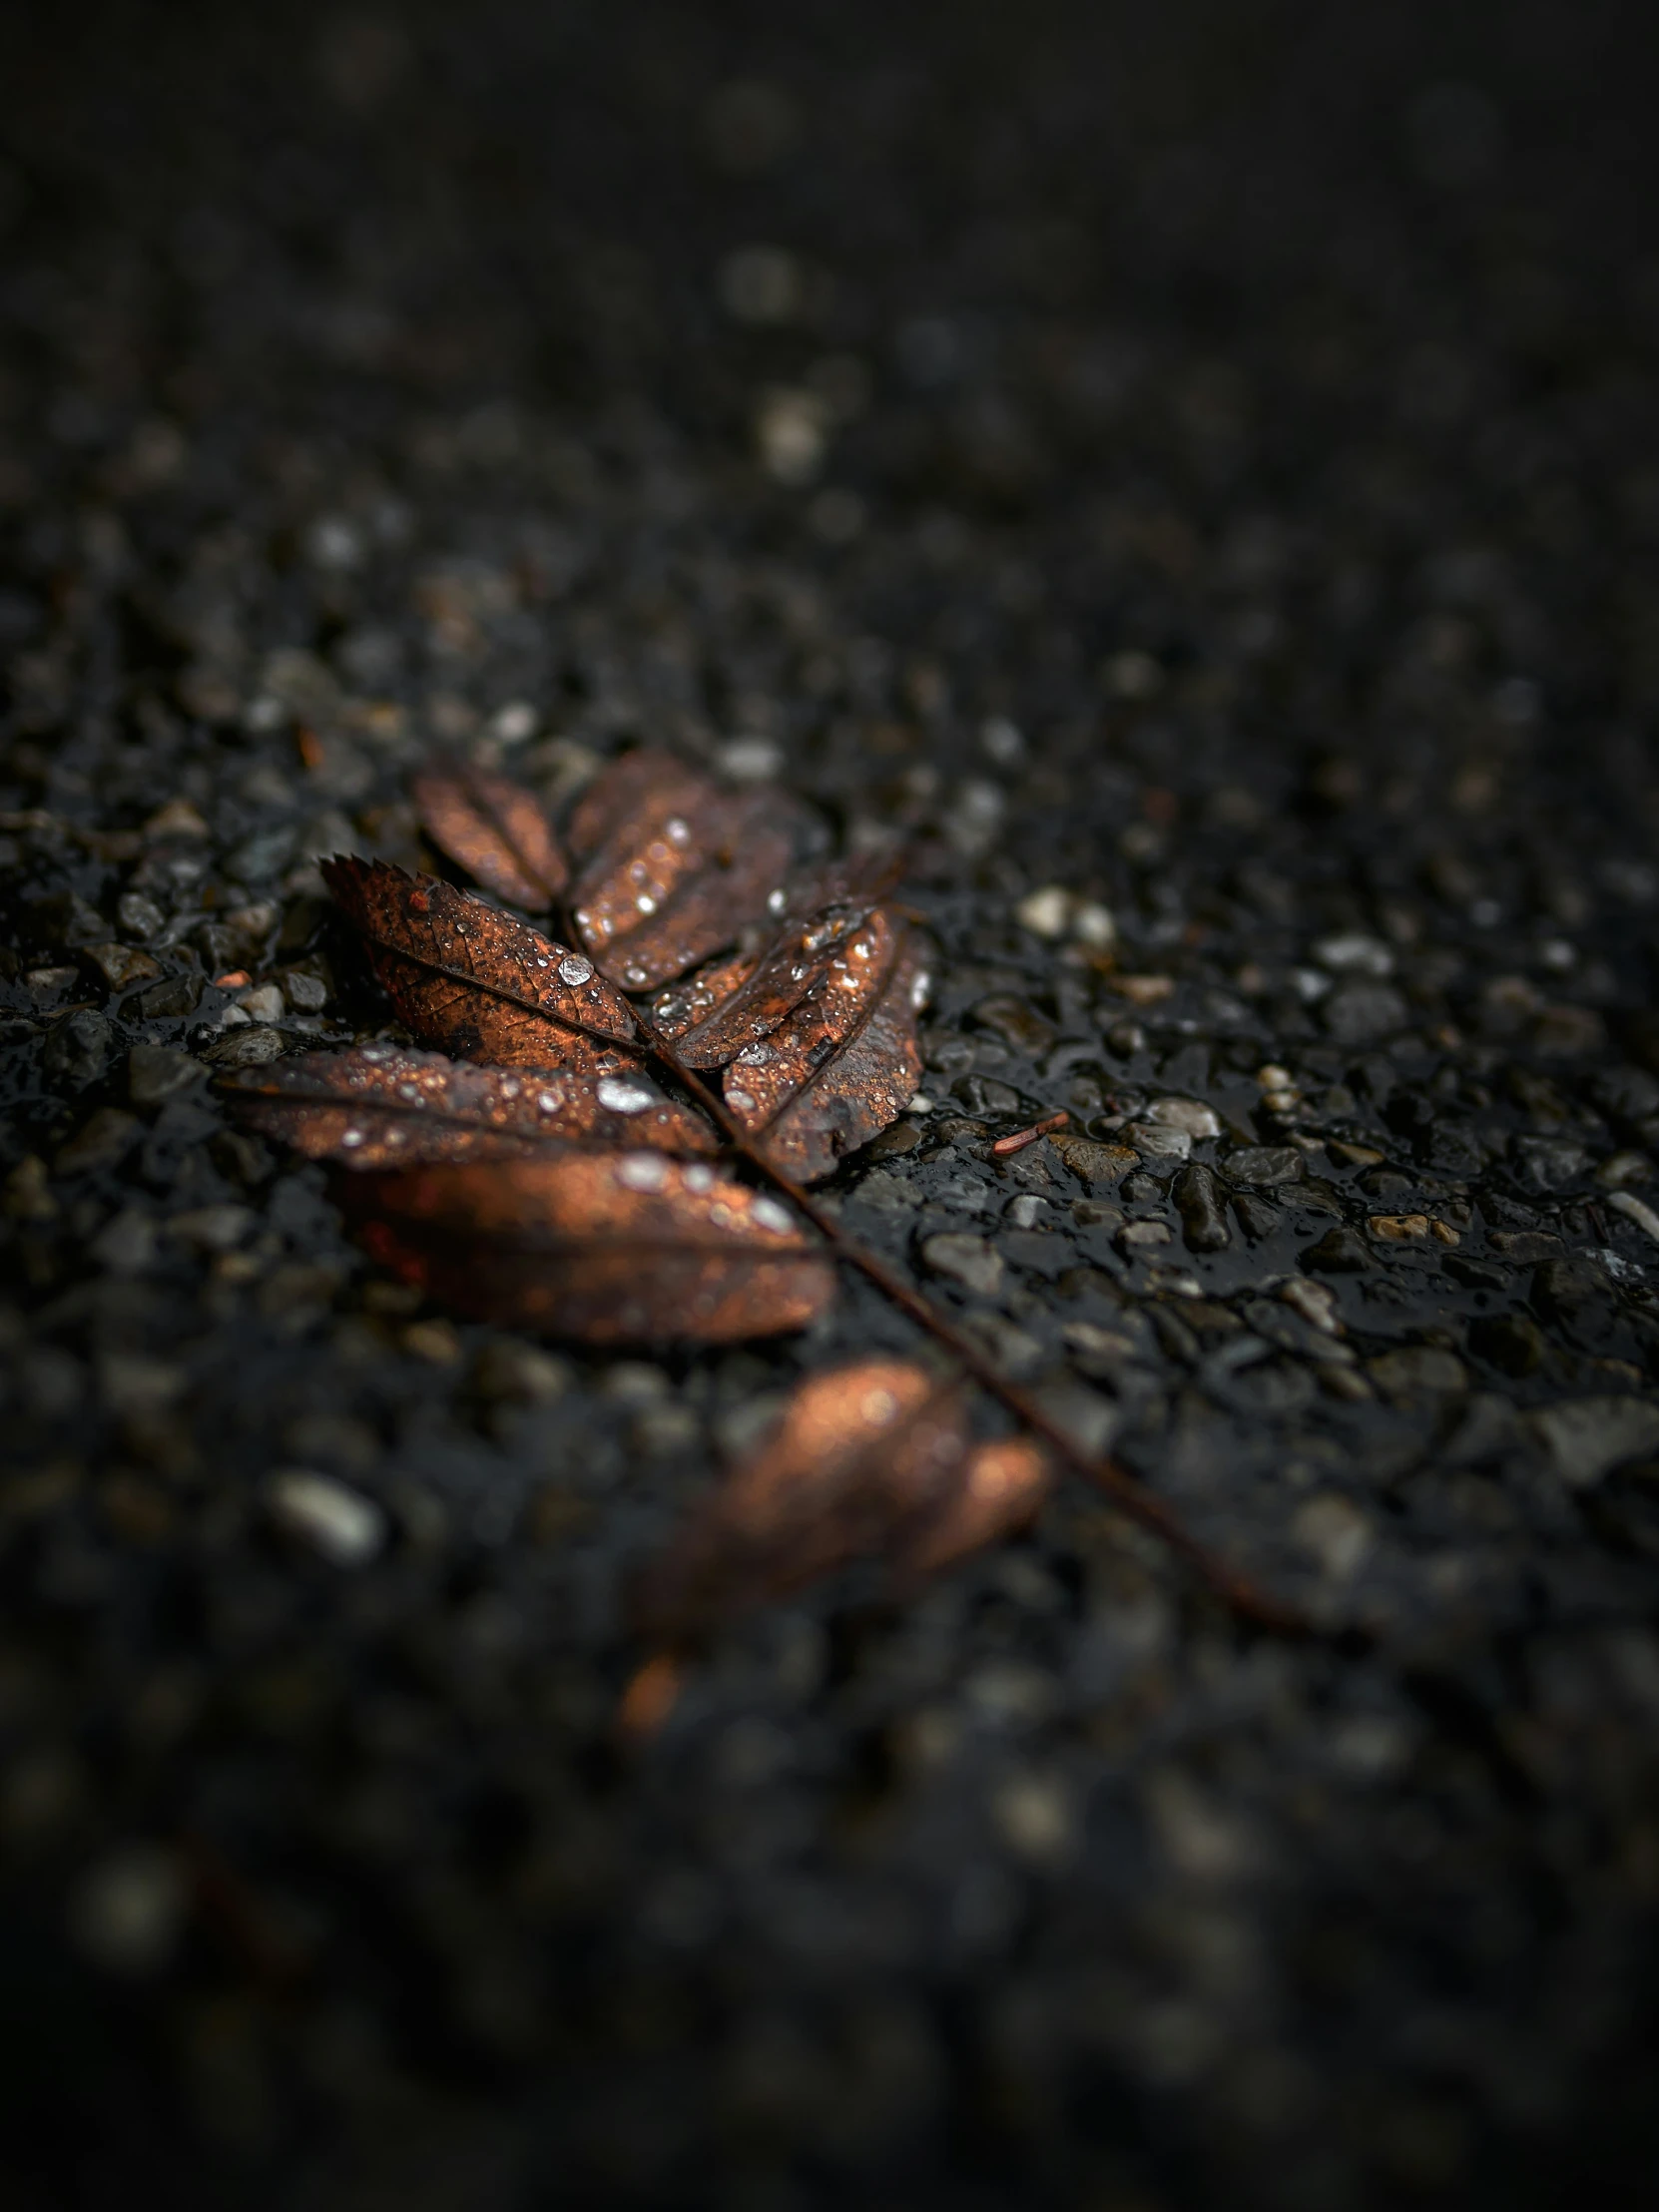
<box><xmin>5</xmin><ymin>2</ymin><xmax>1659</xmax><ymax>2206</ymax></box>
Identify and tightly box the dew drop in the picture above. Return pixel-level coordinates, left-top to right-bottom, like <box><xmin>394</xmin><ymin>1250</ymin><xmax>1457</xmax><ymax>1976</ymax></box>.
<box><xmin>911</xmin><ymin>970</ymin><xmax>931</xmax><ymax>1008</ymax></box>
<box><xmin>558</xmin><ymin>953</ymin><xmax>593</xmax><ymax>986</ymax></box>
<box><xmin>666</xmin><ymin>817</ymin><xmax>690</xmax><ymax>844</ymax></box>
<box><xmin>597</xmin><ymin>1077</ymin><xmax>655</xmax><ymax>1115</ymax></box>
<box><xmin>624</xmin><ymin>964</ymin><xmax>649</xmax><ymax>985</ymax></box>
<box><xmin>617</xmin><ymin>1154</ymin><xmax>669</xmax><ymax>1192</ymax></box>
<box><xmin>861</xmin><ymin>1388</ymin><xmax>898</xmax><ymax>1423</ymax></box>
<box><xmin>767</xmin><ymin>886</ymin><xmax>787</xmax><ymax>912</ymax></box>
<box><xmin>726</xmin><ymin>1088</ymin><xmax>756</xmax><ymax>1111</ymax></box>
<box><xmin>538</xmin><ymin>1091</ymin><xmax>560</xmax><ymax>1113</ymax></box>
<box><xmin>341</xmin><ymin>1128</ymin><xmax>365</xmax><ymax>1149</ymax></box>
<box><xmin>635</xmin><ymin>893</ymin><xmax>657</xmax><ymax>914</ymax></box>
<box><xmin>684</xmin><ymin>1164</ymin><xmax>716</xmax><ymax>1193</ymax></box>
<box><xmin>752</xmin><ymin>1197</ymin><xmax>794</xmax><ymax>1234</ymax></box>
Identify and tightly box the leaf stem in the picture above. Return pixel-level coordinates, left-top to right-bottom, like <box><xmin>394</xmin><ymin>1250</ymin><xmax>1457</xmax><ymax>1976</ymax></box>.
<box><xmin>628</xmin><ymin>1005</ymin><xmax>1312</xmax><ymax>1638</ymax></box>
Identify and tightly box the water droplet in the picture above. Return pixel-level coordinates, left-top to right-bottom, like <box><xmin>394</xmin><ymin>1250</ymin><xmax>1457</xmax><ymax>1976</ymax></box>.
<box><xmin>911</xmin><ymin>970</ymin><xmax>930</xmax><ymax>1008</ymax></box>
<box><xmin>341</xmin><ymin>1128</ymin><xmax>365</xmax><ymax>1149</ymax></box>
<box><xmin>752</xmin><ymin>1198</ymin><xmax>793</xmax><ymax>1234</ymax></box>
<box><xmin>666</xmin><ymin>817</ymin><xmax>690</xmax><ymax>844</ymax></box>
<box><xmin>558</xmin><ymin>953</ymin><xmax>593</xmax><ymax>986</ymax></box>
<box><xmin>726</xmin><ymin>1088</ymin><xmax>756</xmax><ymax>1111</ymax></box>
<box><xmin>617</xmin><ymin>1153</ymin><xmax>669</xmax><ymax>1192</ymax></box>
<box><xmin>767</xmin><ymin>886</ymin><xmax>787</xmax><ymax>912</ymax></box>
<box><xmin>597</xmin><ymin>1077</ymin><xmax>655</xmax><ymax>1115</ymax></box>
<box><xmin>684</xmin><ymin>1164</ymin><xmax>715</xmax><ymax>1193</ymax></box>
<box><xmin>635</xmin><ymin>893</ymin><xmax>657</xmax><ymax>914</ymax></box>
<box><xmin>538</xmin><ymin>1091</ymin><xmax>560</xmax><ymax>1113</ymax></box>
<box><xmin>623</xmin><ymin>964</ymin><xmax>649</xmax><ymax>985</ymax></box>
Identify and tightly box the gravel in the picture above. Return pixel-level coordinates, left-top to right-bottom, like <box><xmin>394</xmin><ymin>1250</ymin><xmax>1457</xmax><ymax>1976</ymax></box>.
<box><xmin>5</xmin><ymin>2</ymin><xmax>1659</xmax><ymax>2207</ymax></box>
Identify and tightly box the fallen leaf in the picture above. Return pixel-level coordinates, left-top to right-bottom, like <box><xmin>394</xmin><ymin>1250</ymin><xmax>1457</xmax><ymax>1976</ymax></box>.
<box><xmin>669</xmin><ymin>853</ymin><xmax>902</xmax><ymax>1069</ymax></box>
<box><xmin>220</xmin><ymin>1044</ymin><xmax>717</xmax><ymax>1167</ymax></box>
<box><xmin>335</xmin><ymin>1152</ymin><xmax>833</xmax><ymax>1345</ymax></box>
<box><xmin>321</xmin><ymin>858</ymin><xmax>639</xmax><ymax>1073</ymax></box>
<box><xmin>649</xmin><ymin>950</ymin><xmax>760</xmax><ymax>1042</ymax></box>
<box><xmin>412</xmin><ymin>759</ymin><xmax>567</xmax><ymax>908</ymax></box>
<box><xmin>566</xmin><ymin>747</ymin><xmax>798</xmax><ymax>990</ymax></box>
<box><xmin>888</xmin><ymin>1435</ymin><xmax>1051</xmax><ymax>1583</ymax></box>
<box><xmin>721</xmin><ymin>912</ymin><xmax>928</xmax><ymax>1181</ymax></box>
<box><xmin>633</xmin><ymin>1359</ymin><xmax>1049</xmax><ymax>1642</ymax></box>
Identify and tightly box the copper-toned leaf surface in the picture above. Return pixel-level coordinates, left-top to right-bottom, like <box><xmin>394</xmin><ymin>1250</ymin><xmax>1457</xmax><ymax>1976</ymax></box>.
<box><xmin>336</xmin><ymin>1153</ymin><xmax>832</xmax><ymax>1345</ymax></box>
<box><xmin>888</xmin><ymin>1435</ymin><xmax>1051</xmax><ymax>1583</ymax></box>
<box><xmin>634</xmin><ymin>1359</ymin><xmax>1000</xmax><ymax>1642</ymax></box>
<box><xmin>220</xmin><ymin>1045</ymin><xmax>717</xmax><ymax>1167</ymax></box>
<box><xmin>648</xmin><ymin>951</ymin><xmax>759</xmax><ymax>1043</ymax></box>
<box><xmin>671</xmin><ymin>853</ymin><xmax>902</xmax><ymax>1069</ymax></box>
<box><xmin>412</xmin><ymin>759</ymin><xmax>567</xmax><ymax>908</ymax></box>
<box><xmin>722</xmin><ymin>913</ymin><xmax>928</xmax><ymax>1181</ymax></box>
<box><xmin>321</xmin><ymin>857</ymin><xmax>638</xmax><ymax>1073</ymax></box>
<box><xmin>567</xmin><ymin>750</ymin><xmax>798</xmax><ymax>990</ymax></box>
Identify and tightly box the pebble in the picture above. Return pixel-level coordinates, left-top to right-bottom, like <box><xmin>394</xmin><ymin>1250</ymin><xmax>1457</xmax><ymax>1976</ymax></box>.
<box><xmin>1049</xmin><ymin>1134</ymin><xmax>1137</xmax><ymax>1188</ymax></box>
<box><xmin>1321</xmin><ymin>983</ymin><xmax>1408</xmax><ymax>1043</ymax></box>
<box><xmin>1225</xmin><ymin>1147</ymin><xmax>1305</xmax><ymax>1187</ymax></box>
<box><xmin>1146</xmin><ymin>1097</ymin><xmax>1222</xmax><ymax>1141</ymax></box>
<box><xmin>1173</xmin><ymin>1164</ymin><xmax>1230</xmax><ymax>1252</ymax></box>
<box><xmin>204</xmin><ymin>1025</ymin><xmax>288</xmax><ymax>1067</ymax></box>
<box><xmin>1014</xmin><ymin>885</ymin><xmax>1072</xmax><ymax>938</ymax></box>
<box><xmin>128</xmin><ymin>1044</ymin><xmax>204</xmax><ymax>1109</ymax></box>
<box><xmin>920</xmin><ymin>1233</ymin><xmax>1004</xmax><ymax>1296</ymax></box>
<box><xmin>66</xmin><ymin>1846</ymin><xmax>185</xmax><ymax>1974</ymax></box>
<box><xmin>1528</xmin><ymin>1397</ymin><xmax>1659</xmax><ymax>1487</ymax></box>
<box><xmin>42</xmin><ymin>1009</ymin><xmax>113</xmax><ymax>1086</ymax></box>
<box><xmin>1126</xmin><ymin>1121</ymin><xmax>1192</xmax><ymax>1163</ymax></box>
<box><xmin>268</xmin><ymin>1470</ymin><xmax>386</xmax><ymax>1566</ymax></box>
<box><xmin>1302</xmin><ymin>1227</ymin><xmax>1372</xmax><ymax>1273</ymax></box>
<box><xmin>1608</xmin><ymin>1190</ymin><xmax>1659</xmax><ymax>1243</ymax></box>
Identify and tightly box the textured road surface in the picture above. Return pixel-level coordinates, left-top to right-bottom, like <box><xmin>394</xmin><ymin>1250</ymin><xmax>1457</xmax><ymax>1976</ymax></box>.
<box><xmin>5</xmin><ymin>4</ymin><xmax>1659</xmax><ymax>2206</ymax></box>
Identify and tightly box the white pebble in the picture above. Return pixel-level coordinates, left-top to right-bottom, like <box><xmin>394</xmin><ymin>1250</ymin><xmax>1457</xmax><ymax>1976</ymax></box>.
<box><xmin>269</xmin><ymin>1469</ymin><xmax>385</xmax><ymax>1567</ymax></box>
<box><xmin>1015</xmin><ymin>884</ymin><xmax>1072</xmax><ymax>939</ymax></box>
<box><xmin>1610</xmin><ymin>1190</ymin><xmax>1659</xmax><ymax>1244</ymax></box>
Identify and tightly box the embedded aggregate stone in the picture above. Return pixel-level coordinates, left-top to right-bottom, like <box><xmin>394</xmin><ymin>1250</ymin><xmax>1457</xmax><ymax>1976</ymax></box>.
<box><xmin>4</xmin><ymin>7</ymin><xmax>1659</xmax><ymax>2209</ymax></box>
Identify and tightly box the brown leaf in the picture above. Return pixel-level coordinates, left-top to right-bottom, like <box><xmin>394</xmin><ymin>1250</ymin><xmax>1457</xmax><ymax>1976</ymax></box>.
<box><xmin>220</xmin><ymin>1045</ymin><xmax>717</xmax><ymax>1167</ymax></box>
<box><xmin>412</xmin><ymin>759</ymin><xmax>567</xmax><ymax>908</ymax></box>
<box><xmin>321</xmin><ymin>857</ymin><xmax>639</xmax><ymax>1073</ymax></box>
<box><xmin>887</xmin><ymin>1435</ymin><xmax>1051</xmax><ymax>1584</ymax></box>
<box><xmin>633</xmin><ymin>1359</ymin><xmax>1048</xmax><ymax>1642</ymax></box>
<box><xmin>566</xmin><ymin>747</ymin><xmax>798</xmax><ymax>990</ymax></box>
<box><xmin>721</xmin><ymin>911</ymin><xmax>928</xmax><ymax>1181</ymax></box>
<box><xmin>649</xmin><ymin>950</ymin><xmax>759</xmax><ymax>1043</ymax></box>
<box><xmin>669</xmin><ymin>853</ymin><xmax>903</xmax><ymax>1069</ymax></box>
<box><xmin>336</xmin><ymin>1153</ymin><xmax>833</xmax><ymax>1345</ymax></box>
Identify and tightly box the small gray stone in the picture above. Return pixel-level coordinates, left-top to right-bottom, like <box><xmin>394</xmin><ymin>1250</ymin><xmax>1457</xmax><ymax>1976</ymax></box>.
<box><xmin>90</xmin><ymin>1209</ymin><xmax>158</xmax><ymax>1274</ymax></box>
<box><xmin>1366</xmin><ymin>1347</ymin><xmax>1467</xmax><ymax>1399</ymax></box>
<box><xmin>1322</xmin><ymin>982</ymin><xmax>1408</xmax><ymax>1043</ymax></box>
<box><xmin>1032</xmin><ymin>1381</ymin><xmax>1119</xmax><ymax>1457</ymax></box>
<box><xmin>853</xmin><ymin>1168</ymin><xmax>923</xmax><ymax>1212</ymax></box>
<box><xmin>203</xmin><ymin>1024</ymin><xmax>289</xmax><ymax>1067</ymax></box>
<box><xmin>1126</xmin><ymin>1120</ymin><xmax>1192</xmax><ymax>1162</ymax></box>
<box><xmin>920</xmin><ymin>1232</ymin><xmax>1004</xmax><ymax>1295</ymax></box>
<box><xmin>1226</xmin><ymin>1146</ymin><xmax>1305</xmax><ymax>1187</ymax></box>
<box><xmin>128</xmin><ymin>1044</ymin><xmax>205</xmax><ymax>1109</ymax></box>
<box><xmin>1512</xmin><ymin>1135</ymin><xmax>1589</xmax><ymax>1191</ymax></box>
<box><xmin>1529</xmin><ymin>1396</ymin><xmax>1659</xmax><ymax>1487</ymax></box>
<box><xmin>67</xmin><ymin>1847</ymin><xmax>185</xmax><ymax>1974</ymax></box>
<box><xmin>42</xmin><ymin>1009</ymin><xmax>113</xmax><ymax>1086</ymax></box>
<box><xmin>1173</xmin><ymin>1163</ymin><xmax>1230</xmax><ymax>1253</ymax></box>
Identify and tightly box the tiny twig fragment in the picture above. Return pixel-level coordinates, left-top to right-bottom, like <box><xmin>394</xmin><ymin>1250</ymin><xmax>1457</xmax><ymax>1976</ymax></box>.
<box><xmin>992</xmin><ymin>1110</ymin><xmax>1070</xmax><ymax>1157</ymax></box>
